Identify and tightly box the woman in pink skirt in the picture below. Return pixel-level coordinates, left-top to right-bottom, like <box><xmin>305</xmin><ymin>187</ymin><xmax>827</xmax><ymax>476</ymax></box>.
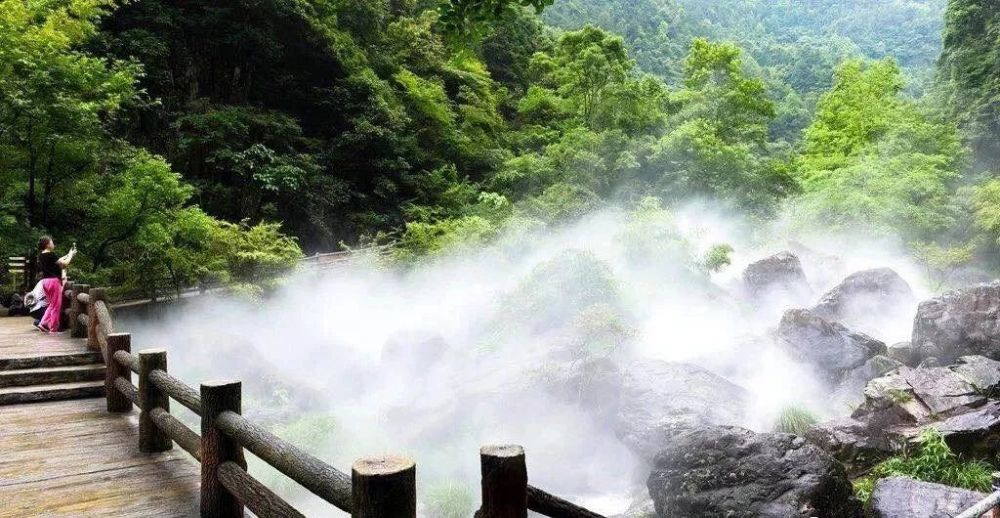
<box><xmin>36</xmin><ymin>236</ymin><xmax>76</xmax><ymax>333</ymax></box>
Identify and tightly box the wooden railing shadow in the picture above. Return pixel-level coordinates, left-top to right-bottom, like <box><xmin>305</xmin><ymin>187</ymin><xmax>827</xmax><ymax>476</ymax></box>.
<box><xmin>59</xmin><ymin>283</ymin><xmax>605</xmax><ymax>518</ymax></box>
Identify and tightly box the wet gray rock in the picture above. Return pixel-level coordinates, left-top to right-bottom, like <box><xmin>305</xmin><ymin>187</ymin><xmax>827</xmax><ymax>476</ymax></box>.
<box><xmin>615</xmin><ymin>361</ymin><xmax>748</xmax><ymax>461</ymax></box>
<box><xmin>743</xmin><ymin>252</ymin><xmax>811</xmax><ymax>300</ymax></box>
<box><xmin>867</xmin><ymin>477</ymin><xmax>987</xmax><ymax>518</ymax></box>
<box><xmin>887</xmin><ymin>341</ymin><xmax>921</xmax><ymax>366</ymax></box>
<box><xmin>777</xmin><ymin>309</ymin><xmax>887</xmax><ymax>383</ymax></box>
<box><xmin>805</xmin><ymin>416</ymin><xmax>907</xmax><ymax>474</ymax></box>
<box><xmin>835</xmin><ymin>355</ymin><xmax>902</xmax><ymax>406</ymax></box>
<box><xmin>952</xmin><ymin>355</ymin><xmax>1000</xmax><ymax>395</ymax></box>
<box><xmin>812</xmin><ymin>268</ymin><xmax>915</xmax><ymax>335</ymax></box>
<box><xmin>811</xmin><ymin>356</ymin><xmax>1000</xmax><ymax>468</ymax></box>
<box><xmin>647</xmin><ymin>425</ymin><xmax>862</xmax><ymax>518</ymax></box>
<box><xmin>912</xmin><ymin>281</ymin><xmax>1000</xmax><ymax>363</ymax></box>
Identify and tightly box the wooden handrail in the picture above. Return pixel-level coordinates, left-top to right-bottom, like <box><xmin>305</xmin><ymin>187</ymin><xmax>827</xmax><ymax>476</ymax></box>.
<box><xmin>528</xmin><ymin>486</ymin><xmax>607</xmax><ymax>518</ymax></box>
<box><xmin>149</xmin><ymin>368</ymin><xmax>202</xmax><ymax>414</ymax></box>
<box><xmin>218</xmin><ymin>461</ymin><xmax>305</xmax><ymax>518</ymax></box>
<box><xmin>215</xmin><ymin>409</ymin><xmax>353</xmax><ymax>512</ymax></box>
<box><xmin>149</xmin><ymin>407</ymin><xmax>201</xmax><ymax>461</ymax></box>
<box><xmin>82</xmin><ymin>284</ymin><xmax>606</xmax><ymax>518</ymax></box>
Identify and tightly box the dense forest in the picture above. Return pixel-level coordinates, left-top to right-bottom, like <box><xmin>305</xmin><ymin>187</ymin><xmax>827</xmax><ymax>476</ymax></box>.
<box><xmin>1</xmin><ymin>0</ymin><xmax>999</xmax><ymax>292</ymax></box>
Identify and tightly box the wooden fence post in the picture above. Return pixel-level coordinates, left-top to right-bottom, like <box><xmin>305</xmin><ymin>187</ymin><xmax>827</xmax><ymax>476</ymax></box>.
<box><xmin>478</xmin><ymin>445</ymin><xmax>527</xmax><ymax>518</ymax></box>
<box><xmin>105</xmin><ymin>333</ymin><xmax>132</xmax><ymax>413</ymax></box>
<box><xmin>138</xmin><ymin>349</ymin><xmax>172</xmax><ymax>452</ymax></box>
<box><xmin>351</xmin><ymin>456</ymin><xmax>416</xmax><ymax>518</ymax></box>
<box><xmin>66</xmin><ymin>283</ymin><xmax>80</xmax><ymax>336</ymax></box>
<box><xmin>72</xmin><ymin>284</ymin><xmax>89</xmax><ymax>337</ymax></box>
<box><xmin>87</xmin><ymin>287</ymin><xmax>105</xmax><ymax>349</ymax></box>
<box><xmin>201</xmin><ymin>380</ymin><xmax>245</xmax><ymax>518</ymax></box>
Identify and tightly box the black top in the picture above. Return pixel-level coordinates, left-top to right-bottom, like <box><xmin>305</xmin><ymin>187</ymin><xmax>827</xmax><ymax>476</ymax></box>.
<box><xmin>38</xmin><ymin>252</ymin><xmax>61</xmax><ymax>279</ymax></box>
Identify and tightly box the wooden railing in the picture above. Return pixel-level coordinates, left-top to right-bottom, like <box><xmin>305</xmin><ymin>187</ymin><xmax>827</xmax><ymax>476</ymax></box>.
<box><xmin>59</xmin><ymin>284</ymin><xmax>606</xmax><ymax>518</ymax></box>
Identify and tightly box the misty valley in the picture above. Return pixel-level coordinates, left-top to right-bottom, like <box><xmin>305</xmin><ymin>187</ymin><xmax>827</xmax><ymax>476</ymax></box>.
<box><xmin>4</xmin><ymin>0</ymin><xmax>1000</xmax><ymax>517</ymax></box>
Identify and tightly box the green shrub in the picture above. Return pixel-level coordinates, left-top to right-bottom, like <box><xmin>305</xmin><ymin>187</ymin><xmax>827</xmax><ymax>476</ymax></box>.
<box><xmin>773</xmin><ymin>406</ymin><xmax>818</xmax><ymax>435</ymax></box>
<box><xmin>854</xmin><ymin>428</ymin><xmax>994</xmax><ymax>503</ymax></box>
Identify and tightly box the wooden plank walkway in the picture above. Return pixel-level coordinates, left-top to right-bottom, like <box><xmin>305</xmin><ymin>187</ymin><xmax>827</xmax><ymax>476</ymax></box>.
<box><xmin>0</xmin><ymin>317</ymin><xmax>200</xmax><ymax>517</ymax></box>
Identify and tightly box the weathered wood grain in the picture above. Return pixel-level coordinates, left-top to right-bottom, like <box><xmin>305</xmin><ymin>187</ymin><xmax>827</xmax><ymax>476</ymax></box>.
<box><xmin>216</xmin><ymin>409</ymin><xmax>352</xmax><ymax>511</ymax></box>
<box><xmin>479</xmin><ymin>445</ymin><xmax>527</xmax><ymax>518</ymax></box>
<box><xmin>218</xmin><ymin>461</ymin><xmax>305</xmax><ymax>518</ymax></box>
<box><xmin>0</xmin><ymin>398</ymin><xmax>199</xmax><ymax>517</ymax></box>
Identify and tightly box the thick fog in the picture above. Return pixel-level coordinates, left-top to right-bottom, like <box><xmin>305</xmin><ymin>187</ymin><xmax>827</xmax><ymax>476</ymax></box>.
<box><xmin>119</xmin><ymin>202</ymin><xmax>929</xmax><ymax>515</ymax></box>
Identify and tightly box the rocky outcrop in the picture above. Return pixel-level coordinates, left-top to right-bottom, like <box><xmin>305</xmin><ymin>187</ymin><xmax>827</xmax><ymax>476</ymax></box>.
<box><xmin>887</xmin><ymin>341</ymin><xmax>921</xmax><ymax>366</ymax></box>
<box><xmin>647</xmin><ymin>425</ymin><xmax>862</xmax><ymax>518</ymax></box>
<box><xmin>812</xmin><ymin>268</ymin><xmax>915</xmax><ymax>336</ymax></box>
<box><xmin>743</xmin><ymin>252</ymin><xmax>811</xmax><ymax>301</ymax></box>
<box><xmin>912</xmin><ymin>281</ymin><xmax>1000</xmax><ymax>363</ymax></box>
<box><xmin>867</xmin><ymin>477</ymin><xmax>987</xmax><ymax>518</ymax></box>
<box><xmin>615</xmin><ymin>361</ymin><xmax>748</xmax><ymax>461</ymax></box>
<box><xmin>808</xmin><ymin>356</ymin><xmax>1000</xmax><ymax>469</ymax></box>
<box><xmin>777</xmin><ymin>309</ymin><xmax>887</xmax><ymax>384</ymax></box>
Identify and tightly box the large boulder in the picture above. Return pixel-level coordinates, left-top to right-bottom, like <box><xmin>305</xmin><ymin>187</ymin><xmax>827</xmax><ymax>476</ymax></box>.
<box><xmin>809</xmin><ymin>356</ymin><xmax>1000</xmax><ymax>468</ymax></box>
<box><xmin>912</xmin><ymin>281</ymin><xmax>1000</xmax><ymax>363</ymax></box>
<box><xmin>777</xmin><ymin>309</ymin><xmax>887</xmax><ymax>384</ymax></box>
<box><xmin>647</xmin><ymin>425</ymin><xmax>862</xmax><ymax>518</ymax></box>
<box><xmin>812</xmin><ymin>268</ymin><xmax>915</xmax><ymax>339</ymax></box>
<box><xmin>743</xmin><ymin>252</ymin><xmax>811</xmax><ymax>301</ymax></box>
<box><xmin>615</xmin><ymin>361</ymin><xmax>748</xmax><ymax>461</ymax></box>
<box><xmin>867</xmin><ymin>477</ymin><xmax>987</xmax><ymax>518</ymax></box>
<box><xmin>805</xmin><ymin>416</ymin><xmax>906</xmax><ymax>475</ymax></box>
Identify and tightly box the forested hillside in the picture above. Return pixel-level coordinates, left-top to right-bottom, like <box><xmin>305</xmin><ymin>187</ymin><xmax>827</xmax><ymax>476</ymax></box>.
<box><xmin>2</xmin><ymin>0</ymin><xmax>1000</xmax><ymax>292</ymax></box>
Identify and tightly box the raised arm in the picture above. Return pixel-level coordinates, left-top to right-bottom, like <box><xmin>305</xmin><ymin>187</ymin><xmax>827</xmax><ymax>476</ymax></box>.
<box><xmin>57</xmin><ymin>247</ymin><xmax>77</xmax><ymax>267</ymax></box>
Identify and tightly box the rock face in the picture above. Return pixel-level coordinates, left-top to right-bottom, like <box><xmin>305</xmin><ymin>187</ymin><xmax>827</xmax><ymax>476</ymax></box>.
<box><xmin>867</xmin><ymin>477</ymin><xmax>987</xmax><ymax>518</ymax></box>
<box><xmin>808</xmin><ymin>356</ymin><xmax>1000</xmax><ymax>469</ymax></box>
<box><xmin>777</xmin><ymin>309</ymin><xmax>887</xmax><ymax>383</ymax></box>
<box><xmin>912</xmin><ymin>281</ymin><xmax>1000</xmax><ymax>363</ymax></box>
<box><xmin>616</xmin><ymin>361</ymin><xmax>748</xmax><ymax>461</ymax></box>
<box><xmin>887</xmin><ymin>341</ymin><xmax>921</xmax><ymax>366</ymax></box>
<box><xmin>647</xmin><ymin>425</ymin><xmax>862</xmax><ymax>518</ymax></box>
<box><xmin>743</xmin><ymin>252</ymin><xmax>811</xmax><ymax>300</ymax></box>
<box><xmin>812</xmin><ymin>268</ymin><xmax>915</xmax><ymax>337</ymax></box>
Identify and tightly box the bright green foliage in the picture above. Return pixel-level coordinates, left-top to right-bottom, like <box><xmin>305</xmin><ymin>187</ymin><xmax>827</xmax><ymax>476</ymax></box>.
<box><xmin>439</xmin><ymin>0</ymin><xmax>553</xmax><ymax>39</ymax></box>
<box><xmin>854</xmin><ymin>428</ymin><xmax>993</xmax><ymax>503</ymax></box>
<box><xmin>773</xmin><ymin>406</ymin><xmax>818</xmax><ymax>435</ymax></box>
<box><xmin>971</xmin><ymin>179</ymin><xmax>1000</xmax><ymax>244</ymax></box>
<box><xmin>701</xmin><ymin>244</ymin><xmax>734</xmax><ymax>273</ymax></box>
<box><xmin>793</xmin><ymin>59</ymin><xmax>964</xmax><ymax>242</ymax></box>
<box><xmin>938</xmin><ymin>0</ymin><xmax>1000</xmax><ymax>171</ymax></box>
<box><xmin>652</xmin><ymin>40</ymin><xmax>792</xmax><ymax>213</ymax></box>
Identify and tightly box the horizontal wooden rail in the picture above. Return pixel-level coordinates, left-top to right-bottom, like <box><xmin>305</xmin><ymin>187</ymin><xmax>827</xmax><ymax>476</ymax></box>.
<box><xmin>149</xmin><ymin>369</ymin><xmax>202</xmax><ymax>414</ymax></box>
<box><xmin>528</xmin><ymin>486</ymin><xmax>606</xmax><ymax>518</ymax></box>
<box><xmin>114</xmin><ymin>350</ymin><xmax>139</xmax><ymax>374</ymax></box>
<box><xmin>215</xmin><ymin>410</ymin><xmax>352</xmax><ymax>512</ymax></box>
<box><xmin>85</xmin><ymin>290</ymin><xmax>604</xmax><ymax>518</ymax></box>
<box><xmin>115</xmin><ymin>376</ymin><xmax>138</xmax><ymax>404</ymax></box>
<box><xmin>218</xmin><ymin>461</ymin><xmax>305</xmax><ymax>518</ymax></box>
<box><xmin>149</xmin><ymin>407</ymin><xmax>201</xmax><ymax>461</ymax></box>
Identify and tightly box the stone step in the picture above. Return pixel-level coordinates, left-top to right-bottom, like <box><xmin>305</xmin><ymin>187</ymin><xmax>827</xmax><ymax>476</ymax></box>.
<box><xmin>0</xmin><ymin>364</ymin><xmax>105</xmax><ymax>388</ymax></box>
<box><xmin>0</xmin><ymin>352</ymin><xmax>103</xmax><ymax>371</ymax></box>
<box><xmin>0</xmin><ymin>381</ymin><xmax>105</xmax><ymax>406</ymax></box>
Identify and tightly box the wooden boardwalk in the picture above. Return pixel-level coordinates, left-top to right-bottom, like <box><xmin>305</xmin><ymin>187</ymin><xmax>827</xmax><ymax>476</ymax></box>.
<box><xmin>0</xmin><ymin>317</ymin><xmax>199</xmax><ymax>517</ymax></box>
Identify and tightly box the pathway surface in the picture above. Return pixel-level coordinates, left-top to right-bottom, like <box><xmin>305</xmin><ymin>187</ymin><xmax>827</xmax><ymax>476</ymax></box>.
<box><xmin>0</xmin><ymin>317</ymin><xmax>200</xmax><ymax>517</ymax></box>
